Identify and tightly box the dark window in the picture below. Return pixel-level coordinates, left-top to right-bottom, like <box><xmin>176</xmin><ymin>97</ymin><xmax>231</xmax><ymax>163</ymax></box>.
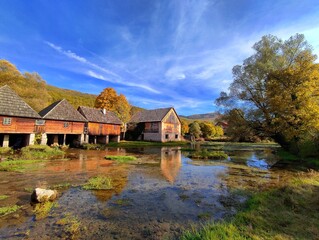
<box><xmin>2</xmin><ymin>118</ymin><xmax>11</xmax><ymax>125</ymax></box>
<box><xmin>175</xmin><ymin>134</ymin><xmax>178</xmax><ymax>139</ymax></box>
<box><xmin>64</xmin><ymin>122</ymin><xmax>69</xmax><ymax>128</ymax></box>
<box><xmin>165</xmin><ymin>134</ymin><xmax>169</xmax><ymax>139</ymax></box>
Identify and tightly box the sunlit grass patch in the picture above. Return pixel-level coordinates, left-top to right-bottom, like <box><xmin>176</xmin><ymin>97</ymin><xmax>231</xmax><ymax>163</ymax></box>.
<box><xmin>0</xmin><ymin>147</ymin><xmax>13</xmax><ymax>155</ymax></box>
<box><xmin>21</xmin><ymin>145</ymin><xmax>64</xmax><ymax>159</ymax></box>
<box><xmin>83</xmin><ymin>176</ymin><xmax>113</xmax><ymax>190</ymax></box>
<box><xmin>0</xmin><ymin>205</ymin><xmax>20</xmax><ymax>216</ymax></box>
<box><xmin>33</xmin><ymin>201</ymin><xmax>58</xmax><ymax>220</ymax></box>
<box><xmin>51</xmin><ymin>182</ymin><xmax>71</xmax><ymax>189</ymax></box>
<box><xmin>105</xmin><ymin>155</ymin><xmax>137</xmax><ymax>163</ymax></box>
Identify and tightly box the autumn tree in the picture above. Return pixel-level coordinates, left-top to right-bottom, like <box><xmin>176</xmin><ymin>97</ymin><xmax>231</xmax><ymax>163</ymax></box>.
<box><xmin>189</xmin><ymin>121</ymin><xmax>201</xmax><ymax>140</ymax></box>
<box><xmin>181</xmin><ymin>119</ymin><xmax>189</xmax><ymax>136</ymax></box>
<box><xmin>95</xmin><ymin>88</ymin><xmax>131</xmax><ymax>123</ymax></box>
<box><xmin>216</xmin><ymin>34</ymin><xmax>319</xmax><ymax>156</ymax></box>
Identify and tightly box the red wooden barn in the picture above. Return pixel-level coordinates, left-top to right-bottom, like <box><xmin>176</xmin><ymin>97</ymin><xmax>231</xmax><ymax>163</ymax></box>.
<box><xmin>39</xmin><ymin>99</ymin><xmax>87</xmax><ymax>146</ymax></box>
<box><xmin>77</xmin><ymin>106</ymin><xmax>122</xmax><ymax>144</ymax></box>
<box><xmin>0</xmin><ymin>85</ymin><xmax>42</xmax><ymax>148</ymax></box>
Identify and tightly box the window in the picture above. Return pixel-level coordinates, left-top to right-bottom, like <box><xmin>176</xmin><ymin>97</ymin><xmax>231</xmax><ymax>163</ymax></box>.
<box><xmin>64</xmin><ymin>122</ymin><xmax>69</xmax><ymax>128</ymax></box>
<box><xmin>2</xmin><ymin>118</ymin><xmax>11</xmax><ymax>125</ymax></box>
<box><xmin>35</xmin><ymin>120</ymin><xmax>45</xmax><ymax>126</ymax></box>
<box><xmin>165</xmin><ymin>134</ymin><xmax>169</xmax><ymax>139</ymax></box>
<box><xmin>175</xmin><ymin>134</ymin><xmax>178</xmax><ymax>139</ymax></box>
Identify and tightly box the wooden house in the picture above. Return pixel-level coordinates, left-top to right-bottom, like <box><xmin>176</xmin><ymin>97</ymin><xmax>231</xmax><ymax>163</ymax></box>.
<box><xmin>0</xmin><ymin>85</ymin><xmax>42</xmax><ymax>148</ymax></box>
<box><xmin>128</xmin><ymin>107</ymin><xmax>181</xmax><ymax>142</ymax></box>
<box><xmin>39</xmin><ymin>99</ymin><xmax>87</xmax><ymax>146</ymax></box>
<box><xmin>77</xmin><ymin>106</ymin><xmax>122</xmax><ymax>144</ymax></box>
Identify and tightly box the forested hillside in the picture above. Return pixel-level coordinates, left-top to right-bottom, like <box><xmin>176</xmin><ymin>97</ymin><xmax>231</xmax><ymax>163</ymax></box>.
<box><xmin>0</xmin><ymin>59</ymin><xmax>96</xmax><ymax>111</ymax></box>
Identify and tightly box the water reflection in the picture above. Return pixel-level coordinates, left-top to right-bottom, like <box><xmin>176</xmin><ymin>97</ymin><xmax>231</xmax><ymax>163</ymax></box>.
<box><xmin>160</xmin><ymin>147</ymin><xmax>182</xmax><ymax>183</ymax></box>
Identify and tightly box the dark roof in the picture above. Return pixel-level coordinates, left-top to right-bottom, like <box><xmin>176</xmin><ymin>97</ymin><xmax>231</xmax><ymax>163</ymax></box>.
<box><xmin>39</xmin><ymin>99</ymin><xmax>87</xmax><ymax>122</ymax></box>
<box><xmin>0</xmin><ymin>85</ymin><xmax>41</xmax><ymax>118</ymax></box>
<box><xmin>78</xmin><ymin>106</ymin><xmax>122</xmax><ymax>125</ymax></box>
<box><xmin>130</xmin><ymin>107</ymin><xmax>174</xmax><ymax>123</ymax></box>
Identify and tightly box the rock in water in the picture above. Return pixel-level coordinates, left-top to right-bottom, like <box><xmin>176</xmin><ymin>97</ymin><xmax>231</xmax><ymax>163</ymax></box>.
<box><xmin>31</xmin><ymin>188</ymin><xmax>58</xmax><ymax>203</ymax></box>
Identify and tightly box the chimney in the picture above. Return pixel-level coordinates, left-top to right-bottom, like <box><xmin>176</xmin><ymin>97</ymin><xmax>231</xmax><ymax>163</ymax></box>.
<box><xmin>103</xmin><ymin>109</ymin><xmax>106</xmax><ymax>115</ymax></box>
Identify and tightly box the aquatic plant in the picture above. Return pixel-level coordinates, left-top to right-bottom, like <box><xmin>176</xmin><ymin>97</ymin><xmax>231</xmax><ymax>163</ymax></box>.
<box><xmin>81</xmin><ymin>143</ymin><xmax>104</xmax><ymax>150</ymax></box>
<box><xmin>0</xmin><ymin>205</ymin><xmax>20</xmax><ymax>216</ymax></box>
<box><xmin>51</xmin><ymin>182</ymin><xmax>71</xmax><ymax>189</ymax></box>
<box><xmin>189</xmin><ymin>149</ymin><xmax>228</xmax><ymax>160</ymax></box>
<box><xmin>56</xmin><ymin>213</ymin><xmax>81</xmax><ymax>237</ymax></box>
<box><xmin>105</xmin><ymin>155</ymin><xmax>137</xmax><ymax>163</ymax></box>
<box><xmin>83</xmin><ymin>176</ymin><xmax>113</xmax><ymax>190</ymax></box>
<box><xmin>33</xmin><ymin>201</ymin><xmax>58</xmax><ymax>220</ymax></box>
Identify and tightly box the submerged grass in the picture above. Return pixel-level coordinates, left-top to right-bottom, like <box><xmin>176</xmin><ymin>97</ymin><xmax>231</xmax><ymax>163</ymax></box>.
<box><xmin>189</xmin><ymin>149</ymin><xmax>228</xmax><ymax>160</ymax></box>
<box><xmin>0</xmin><ymin>205</ymin><xmax>20</xmax><ymax>217</ymax></box>
<box><xmin>34</xmin><ymin>201</ymin><xmax>58</xmax><ymax>220</ymax></box>
<box><xmin>83</xmin><ymin>176</ymin><xmax>113</xmax><ymax>190</ymax></box>
<box><xmin>181</xmin><ymin>170</ymin><xmax>319</xmax><ymax>240</ymax></box>
<box><xmin>105</xmin><ymin>155</ymin><xmax>137</xmax><ymax>163</ymax></box>
<box><xmin>56</xmin><ymin>213</ymin><xmax>81</xmax><ymax>237</ymax></box>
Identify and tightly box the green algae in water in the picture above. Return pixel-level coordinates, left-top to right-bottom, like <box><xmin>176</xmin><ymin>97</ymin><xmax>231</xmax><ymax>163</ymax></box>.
<box><xmin>83</xmin><ymin>176</ymin><xmax>113</xmax><ymax>190</ymax></box>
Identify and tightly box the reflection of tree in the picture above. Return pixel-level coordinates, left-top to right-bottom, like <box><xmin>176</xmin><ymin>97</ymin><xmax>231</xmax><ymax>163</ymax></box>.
<box><xmin>160</xmin><ymin>147</ymin><xmax>182</xmax><ymax>183</ymax></box>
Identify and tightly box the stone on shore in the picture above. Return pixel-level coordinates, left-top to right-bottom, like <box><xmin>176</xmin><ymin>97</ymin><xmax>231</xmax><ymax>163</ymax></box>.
<box><xmin>31</xmin><ymin>188</ymin><xmax>58</xmax><ymax>203</ymax></box>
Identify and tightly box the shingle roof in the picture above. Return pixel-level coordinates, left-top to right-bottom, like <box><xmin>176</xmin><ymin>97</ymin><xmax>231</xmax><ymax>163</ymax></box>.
<box><xmin>78</xmin><ymin>106</ymin><xmax>122</xmax><ymax>125</ymax></box>
<box><xmin>130</xmin><ymin>107</ymin><xmax>173</xmax><ymax>123</ymax></box>
<box><xmin>0</xmin><ymin>85</ymin><xmax>41</xmax><ymax>118</ymax></box>
<box><xmin>39</xmin><ymin>99</ymin><xmax>87</xmax><ymax>122</ymax></box>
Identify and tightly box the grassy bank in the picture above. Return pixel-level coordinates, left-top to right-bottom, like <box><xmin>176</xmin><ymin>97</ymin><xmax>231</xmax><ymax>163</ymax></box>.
<box><xmin>181</xmin><ymin>170</ymin><xmax>319</xmax><ymax>240</ymax></box>
<box><xmin>105</xmin><ymin>155</ymin><xmax>137</xmax><ymax>163</ymax></box>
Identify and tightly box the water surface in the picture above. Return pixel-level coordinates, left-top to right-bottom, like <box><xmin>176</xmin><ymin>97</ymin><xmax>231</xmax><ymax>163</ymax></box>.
<box><xmin>0</xmin><ymin>143</ymin><xmax>296</xmax><ymax>239</ymax></box>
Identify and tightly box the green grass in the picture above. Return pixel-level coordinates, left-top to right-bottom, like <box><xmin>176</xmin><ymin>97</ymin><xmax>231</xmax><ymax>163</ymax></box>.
<box><xmin>82</xmin><ymin>176</ymin><xmax>113</xmax><ymax>190</ymax></box>
<box><xmin>107</xmin><ymin>140</ymin><xmax>189</xmax><ymax>148</ymax></box>
<box><xmin>33</xmin><ymin>201</ymin><xmax>58</xmax><ymax>220</ymax></box>
<box><xmin>0</xmin><ymin>195</ymin><xmax>8</xmax><ymax>200</ymax></box>
<box><xmin>181</xmin><ymin>170</ymin><xmax>319</xmax><ymax>240</ymax></box>
<box><xmin>0</xmin><ymin>159</ymin><xmax>44</xmax><ymax>172</ymax></box>
<box><xmin>51</xmin><ymin>182</ymin><xmax>71</xmax><ymax>189</ymax></box>
<box><xmin>0</xmin><ymin>205</ymin><xmax>20</xmax><ymax>216</ymax></box>
<box><xmin>21</xmin><ymin>145</ymin><xmax>64</xmax><ymax>159</ymax></box>
<box><xmin>105</xmin><ymin>155</ymin><xmax>137</xmax><ymax>163</ymax></box>
<box><xmin>81</xmin><ymin>143</ymin><xmax>104</xmax><ymax>150</ymax></box>
<box><xmin>189</xmin><ymin>149</ymin><xmax>229</xmax><ymax>160</ymax></box>
<box><xmin>0</xmin><ymin>147</ymin><xmax>13</xmax><ymax>154</ymax></box>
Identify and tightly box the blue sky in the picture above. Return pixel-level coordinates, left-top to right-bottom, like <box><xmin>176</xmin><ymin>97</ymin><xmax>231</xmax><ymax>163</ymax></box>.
<box><xmin>1</xmin><ymin>0</ymin><xmax>319</xmax><ymax>115</ymax></box>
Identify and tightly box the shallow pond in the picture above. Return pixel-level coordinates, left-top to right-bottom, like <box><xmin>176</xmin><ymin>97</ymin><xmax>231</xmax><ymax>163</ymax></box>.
<box><xmin>0</xmin><ymin>143</ymin><xmax>297</xmax><ymax>239</ymax></box>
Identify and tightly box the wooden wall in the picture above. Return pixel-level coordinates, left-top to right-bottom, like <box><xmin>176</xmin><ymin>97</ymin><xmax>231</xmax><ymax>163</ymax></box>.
<box><xmin>45</xmin><ymin>120</ymin><xmax>85</xmax><ymax>134</ymax></box>
<box><xmin>88</xmin><ymin>122</ymin><xmax>121</xmax><ymax>136</ymax></box>
<box><xmin>0</xmin><ymin>116</ymin><xmax>36</xmax><ymax>133</ymax></box>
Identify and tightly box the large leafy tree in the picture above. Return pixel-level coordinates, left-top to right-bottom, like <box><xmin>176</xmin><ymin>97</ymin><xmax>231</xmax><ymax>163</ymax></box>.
<box><xmin>217</xmin><ymin>34</ymin><xmax>319</xmax><ymax>155</ymax></box>
<box><xmin>95</xmin><ymin>87</ymin><xmax>131</xmax><ymax>123</ymax></box>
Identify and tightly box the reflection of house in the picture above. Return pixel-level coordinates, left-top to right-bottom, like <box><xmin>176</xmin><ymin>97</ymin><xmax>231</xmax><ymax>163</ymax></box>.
<box><xmin>0</xmin><ymin>85</ymin><xmax>41</xmax><ymax>148</ymax></box>
<box><xmin>160</xmin><ymin>147</ymin><xmax>182</xmax><ymax>183</ymax></box>
<box><xmin>128</xmin><ymin>107</ymin><xmax>181</xmax><ymax>142</ymax></box>
<box><xmin>39</xmin><ymin>99</ymin><xmax>87</xmax><ymax>146</ymax></box>
<box><xmin>77</xmin><ymin>106</ymin><xmax>122</xmax><ymax>144</ymax></box>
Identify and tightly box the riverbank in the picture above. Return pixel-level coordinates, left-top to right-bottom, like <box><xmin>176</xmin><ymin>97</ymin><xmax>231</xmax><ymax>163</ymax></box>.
<box><xmin>181</xmin><ymin>169</ymin><xmax>319</xmax><ymax>240</ymax></box>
